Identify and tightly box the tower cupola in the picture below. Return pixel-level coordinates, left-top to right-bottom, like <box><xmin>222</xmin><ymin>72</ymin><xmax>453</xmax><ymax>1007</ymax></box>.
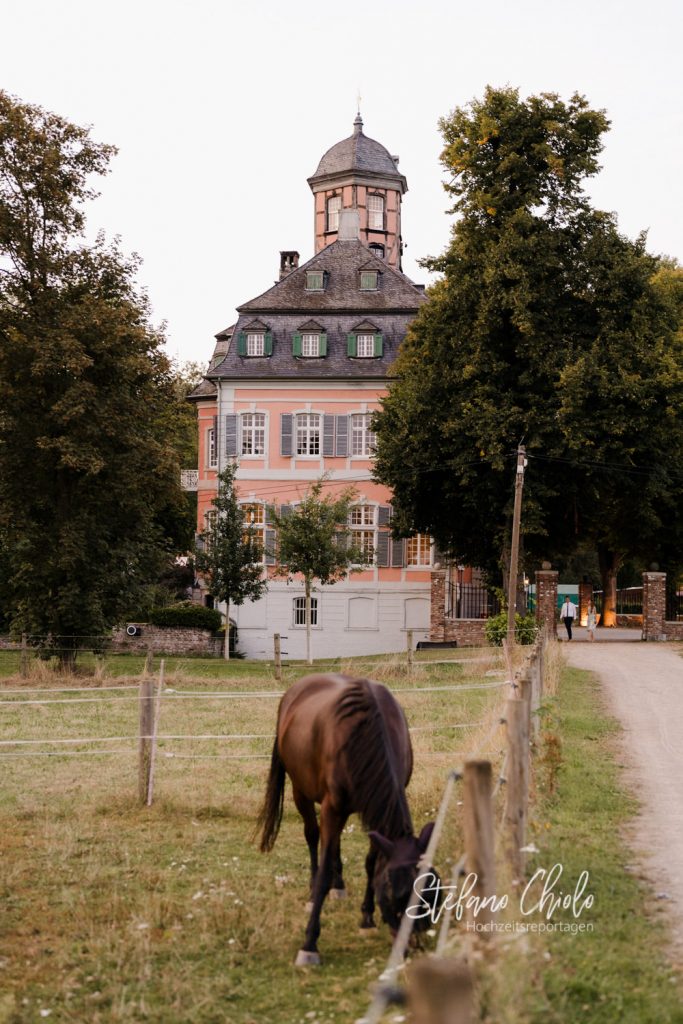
<box><xmin>307</xmin><ymin>115</ymin><xmax>407</xmax><ymax>270</ymax></box>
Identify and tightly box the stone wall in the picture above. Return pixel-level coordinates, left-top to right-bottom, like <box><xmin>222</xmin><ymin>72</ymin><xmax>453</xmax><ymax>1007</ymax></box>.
<box><xmin>664</xmin><ymin>621</ymin><xmax>683</xmax><ymax>640</ymax></box>
<box><xmin>615</xmin><ymin>614</ymin><xmax>643</xmax><ymax>629</ymax></box>
<box><xmin>111</xmin><ymin>625</ymin><xmax>222</xmax><ymax>657</ymax></box>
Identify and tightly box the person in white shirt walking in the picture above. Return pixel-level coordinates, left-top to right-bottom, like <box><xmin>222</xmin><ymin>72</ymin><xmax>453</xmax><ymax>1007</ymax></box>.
<box><xmin>561</xmin><ymin>596</ymin><xmax>577</xmax><ymax>640</ymax></box>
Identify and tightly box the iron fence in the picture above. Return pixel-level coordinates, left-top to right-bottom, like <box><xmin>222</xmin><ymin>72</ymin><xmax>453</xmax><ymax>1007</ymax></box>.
<box><xmin>592</xmin><ymin>587</ymin><xmax>643</xmax><ymax>616</ymax></box>
<box><xmin>666</xmin><ymin>591</ymin><xmax>683</xmax><ymax>621</ymax></box>
<box><xmin>446</xmin><ymin>582</ymin><xmax>501</xmax><ymax>620</ymax></box>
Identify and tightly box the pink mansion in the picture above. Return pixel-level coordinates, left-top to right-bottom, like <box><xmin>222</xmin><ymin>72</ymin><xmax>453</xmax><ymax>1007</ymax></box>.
<box><xmin>189</xmin><ymin>116</ymin><xmax>437</xmax><ymax>659</ymax></box>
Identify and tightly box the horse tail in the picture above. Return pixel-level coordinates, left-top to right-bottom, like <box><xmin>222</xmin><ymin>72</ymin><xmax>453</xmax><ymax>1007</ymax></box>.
<box><xmin>257</xmin><ymin>739</ymin><xmax>286</xmax><ymax>853</ymax></box>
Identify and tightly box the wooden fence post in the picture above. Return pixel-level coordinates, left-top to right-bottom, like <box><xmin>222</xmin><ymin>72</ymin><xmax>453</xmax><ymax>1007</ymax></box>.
<box><xmin>273</xmin><ymin>634</ymin><xmax>282</xmax><ymax>683</ymax></box>
<box><xmin>518</xmin><ymin>667</ymin><xmax>533</xmax><ymax>737</ymax></box>
<box><xmin>144</xmin><ymin>647</ymin><xmax>153</xmax><ymax>676</ymax></box>
<box><xmin>146</xmin><ymin>660</ymin><xmax>165</xmax><ymax>807</ymax></box>
<box><xmin>406</xmin><ymin>629</ymin><xmax>414</xmax><ymax>675</ymax></box>
<box><xmin>20</xmin><ymin>633</ymin><xmax>29</xmax><ymax>678</ymax></box>
<box><xmin>407</xmin><ymin>956</ymin><xmax>473</xmax><ymax>1024</ymax></box>
<box><xmin>139</xmin><ymin>675</ymin><xmax>154</xmax><ymax>805</ymax></box>
<box><xmin>505</xmin><ymin>696</ymin><xmax>530</xmax><ymax>881</ymax></box>
<box><xmin>463</xmin><ymin>759</ymin><xmax>496</xmax><ymax>933</ymax></box>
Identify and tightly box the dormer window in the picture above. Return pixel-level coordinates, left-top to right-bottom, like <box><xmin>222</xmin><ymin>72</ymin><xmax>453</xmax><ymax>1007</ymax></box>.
<box><xmin>306</xmin><ymin>271</ymin><xmax>324</xmax><ymax>291</ymax></box>
<box><xmin>347</xmin><ymin>327</ymin><xmax>383</xmax><ymax>358</ymax></box>
<box><xmin>236</xmin><ymin>329</ymin><xmax>273</xmax><ymax>357</ymax></box>
<box><xmin>360</xmin><ymin>271</ymin><xmax>379</xmax><ymax>291</ymax></box>
<box><xmin>293</xmin><ymin>328</ymin><xmax>328</xmax><ymax>357</ymax></box>
<box><xmin>368</xmin><ymin>194</ymin><xmax>385</xmax><ymax>230</ymax></box>
<box><xmin>302</xmin><ymin>333</ymin><xmax>320</xmax><ymax>357</ymax></box>
<box><xmin>247</xmin><ymin>333</ymin><xmax>264</xmax><ymax>356</ymax></box>
<box><xmin>356</xmin><ymin>334</ymin><xmax>375</xmax><ymax>358</ymax></box>
<box><xmin>327</xmin><ymin>195</ymin><xmax>341</xmax><ymax>232</ymax></box>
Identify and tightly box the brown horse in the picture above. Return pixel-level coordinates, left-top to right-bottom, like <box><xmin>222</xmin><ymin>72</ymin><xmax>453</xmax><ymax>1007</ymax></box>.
<box><xmin>257</xmin><ymin>673</ymin><xmax>436</xmax><ymax>965</ymax></box>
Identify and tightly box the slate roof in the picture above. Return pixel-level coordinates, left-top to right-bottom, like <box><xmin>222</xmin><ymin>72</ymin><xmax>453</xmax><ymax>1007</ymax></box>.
<box><xmin>236</xmin><ymin>239</ymin><xmax>423</xmax><ymax>314</ymax></box>
<box><xmin>310</xmin><ymin>115</ymin><xmax>405</xmax><ymax>187</ymax></box>
<box><xmin>206</xmin><ymin>242</ymin><xmax>425</xmax><ymax>383</ymax></box>
<box><xmin>207</xmin><ymin>311</ymin><xmax>417</xmax><ymax>381</ymax></box>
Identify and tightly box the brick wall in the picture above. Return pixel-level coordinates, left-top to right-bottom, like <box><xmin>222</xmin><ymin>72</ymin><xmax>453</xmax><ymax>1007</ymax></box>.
<box><xmin>112</xmin><ymin>625</ymin><xmax>222</xmax><ymax>656</ymax></box>
<box><xmin>442</xmin><ymin>619</ymin><xmax>488</xmax><ymax>646</ymax></box>
<box><xmin>430</xmin><ymin>568</ymin><xmax>489</xmax><ymax>646</ymax></box>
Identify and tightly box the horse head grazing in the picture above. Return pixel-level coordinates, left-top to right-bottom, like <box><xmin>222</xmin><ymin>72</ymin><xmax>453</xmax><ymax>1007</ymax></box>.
<box><xmin>369</xmin><ymin>822</ymin><xmax>440</xmax><ymax>936</ymax></box>
<box><xmin>256</xmin><ymin>673</ymin><xmax>439</xmax><ymax>965</ymax></box>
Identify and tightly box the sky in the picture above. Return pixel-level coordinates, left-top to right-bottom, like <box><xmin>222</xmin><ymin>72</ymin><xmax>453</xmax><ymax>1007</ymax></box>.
<box><xmin>2</xmin><ymin>0</ymin><xmax>681</xmax><ymax>367</ymax></box>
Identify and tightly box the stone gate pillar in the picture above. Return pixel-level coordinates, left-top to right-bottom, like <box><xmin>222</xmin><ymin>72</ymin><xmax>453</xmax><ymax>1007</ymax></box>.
<box><xmin>578</xmin><ymin>578</ymin><xmax>593</xmax><ymax>627</ymax></box>
<box><xmin>642</xmin><ymin>571</ymin><xmax>666</xmax><ymax>642</ymax></box>
<box><xmin>430</xmin><ymin>569</ymin><xmax>447</xmax><ymax>641</ymax></box>
<box><xmin>535</xmin><ymin>563</ymin><xmax>558</xmax><ymax>639</ymax></box>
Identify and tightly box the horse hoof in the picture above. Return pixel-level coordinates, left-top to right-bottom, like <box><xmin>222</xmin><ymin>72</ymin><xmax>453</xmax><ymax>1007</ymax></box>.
<box><xmin>295</xmin><ymin>949</ymin><xmax>321</xmax><ymax>967</ymax></box>
<box><xmin>305</xmin><ymin>900</ymin><xmax>314</xmax><ymax>912</ymax></box>
<box><xmin>329</xmin><ymin>888</ymin><xmax>347</xmax><ymax>900</ymax></box>
<box><xmin>359</xmin><ymin>925</ymin><xmax>377</xmax><ymax>935</ymax></box>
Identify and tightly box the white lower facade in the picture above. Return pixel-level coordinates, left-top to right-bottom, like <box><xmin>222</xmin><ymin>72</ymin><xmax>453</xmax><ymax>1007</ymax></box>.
<box><xmin>222</xmin><ymin>579</ymin><xmax>431</xmax><ymax>660</ymax></box>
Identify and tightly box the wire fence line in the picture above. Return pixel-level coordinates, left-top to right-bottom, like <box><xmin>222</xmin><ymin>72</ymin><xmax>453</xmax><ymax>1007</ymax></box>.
<box><xmin>0</xmin><ymin>678</ymin><xmax>513</xmax><ymax>708</ymax></box>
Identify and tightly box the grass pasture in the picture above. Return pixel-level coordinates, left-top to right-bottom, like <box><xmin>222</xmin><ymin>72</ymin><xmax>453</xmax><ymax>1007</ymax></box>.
<box><xmin>0</xmin><ymin>649</ymin><xmax>510</xmax><ymax>1024</ymax></box>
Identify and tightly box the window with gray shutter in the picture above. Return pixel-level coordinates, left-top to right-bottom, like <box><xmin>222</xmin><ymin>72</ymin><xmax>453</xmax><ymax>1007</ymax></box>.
<box><xmin>279</xmin><ymin>504</ymin><xmax>293</xmax><ymax>519</ymax></box>
<box><xmin>224</xmin><ymin>414</ymin><xmax>238</xmax><ymax>456</ymax></box>
<box><xmin>323</xmin><ymin>415</ymin><xmax>335</xmax><ymax>457</ymax></box>
<box><xmin>335</xmin><ymin>415</ymin><xmax>349</xmax><ymax>456</ymax></box>
<box><xmin>264</xmin><ymin>504</ymin><xmax>275</xmax><ymax>526</ymax></box>
<box><xmin>280</xmin><ymin>414</ymin><xmax>293</xmax><ymax>457</ymax></box>
<box><xmin>376</xmin><ymin>532</ymin><xmax>390</xmax><ymax>567</ymax></box>
<box><xmin>264</xmin><ymin>529</ymin><xmax>277</xmax><ymax>565</ymax></box>
<box><xmin>391</xmin><ymin>537</ymin><xmax>406</xmax><ymax>567</ymax></box>
<box><xmin>378</xmin><ymin>505</ymin><xmax>392</xmax><ymax>527</ymax></box>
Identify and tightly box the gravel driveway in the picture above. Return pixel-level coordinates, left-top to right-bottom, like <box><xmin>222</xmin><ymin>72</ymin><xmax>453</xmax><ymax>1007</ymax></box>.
<box><xmin>566</xmin><ymin>641</ymin><xmax>683</xmax><ymax>953</ymax></box>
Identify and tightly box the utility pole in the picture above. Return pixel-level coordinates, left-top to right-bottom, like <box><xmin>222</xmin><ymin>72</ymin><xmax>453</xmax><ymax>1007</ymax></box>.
<box><xmin>507</xmin><ymin>444</ymin><xmax>527</xmax><ymax>643</ymax></box>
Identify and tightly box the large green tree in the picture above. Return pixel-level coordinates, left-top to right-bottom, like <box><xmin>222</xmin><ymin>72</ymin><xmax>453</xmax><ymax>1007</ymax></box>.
<box><xmin>374</xmin><ymin>88</ymin><xmax>683</xmax><ymax>625</ymax></box>
<box><xmin>0</xmin><ymin>91</ymin><xmax>188</xmax><ymax>663</ymax></box>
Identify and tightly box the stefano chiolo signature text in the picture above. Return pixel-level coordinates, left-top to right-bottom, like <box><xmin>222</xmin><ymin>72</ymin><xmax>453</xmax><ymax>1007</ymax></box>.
<box><xmin>407</xmin><ymin>863</ymin><xmax>595</xmax><ymax>924</ymax></box>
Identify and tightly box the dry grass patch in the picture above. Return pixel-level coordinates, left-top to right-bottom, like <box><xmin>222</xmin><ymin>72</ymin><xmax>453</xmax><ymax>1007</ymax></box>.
<box><xmin>0</xmin><ymin>651</ymin><xmax>517</xmax><ymax>1023</ymax></box>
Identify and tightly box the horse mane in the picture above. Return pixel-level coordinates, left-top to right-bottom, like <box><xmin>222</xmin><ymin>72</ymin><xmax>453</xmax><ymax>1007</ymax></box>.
<box><xmin>336</xmin><ymin>679</ymin><xmax>413</xmax><ymax>839</ymax></box>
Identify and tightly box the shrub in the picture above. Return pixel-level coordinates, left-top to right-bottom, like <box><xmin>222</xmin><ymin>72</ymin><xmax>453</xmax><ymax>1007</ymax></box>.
<box><xmin>148</xmin><ymin>603</ymin><xmax>222</xmax><ymax>632</ymax></box>
<box><xmin>485</xmin><ymin>611</ymin><xmax>537</xmax><ymax>646</ymax></box>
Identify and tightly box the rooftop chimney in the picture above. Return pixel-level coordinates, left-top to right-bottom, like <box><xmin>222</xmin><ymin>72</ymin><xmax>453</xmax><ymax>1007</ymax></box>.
<box><xmin>279</xmin><ymin>251</ymin><xmax>300</xmax><ymax>280</ymax></box>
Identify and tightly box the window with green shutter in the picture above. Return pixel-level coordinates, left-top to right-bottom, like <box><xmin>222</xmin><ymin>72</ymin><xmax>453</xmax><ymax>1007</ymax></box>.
<box><xmin>292</xmin><ymin>333</ymin><xmax>303</xmax><ymax>356</ymax></box>
<box><xmin>360</xmin><ymin>271</ymin><xmax>378</xmax><ymax>291</ymax></box>
<box><xmin>347</xmin><ymin>333</ymin><xmax>357</xmax><ymax>357</ymax></box>
<box><xmin>373</xmin><ymin>333</ymin><xmax>383</xmax><ymax>357</ymax></box>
